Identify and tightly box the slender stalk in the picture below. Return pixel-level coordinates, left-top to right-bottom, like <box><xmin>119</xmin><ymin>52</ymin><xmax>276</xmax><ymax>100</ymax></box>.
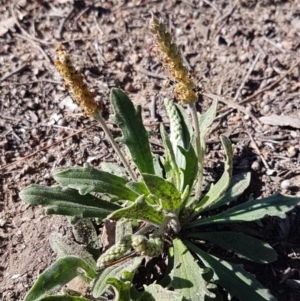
<box><xmin>188</xmin><ymin>102</ymin><xmax>203</xmax><ymax>202</ymax></box>
<box><xmin>94</xmin><ymin>112</ymin><xmax>138</xmax><ymax>182</ymax></box>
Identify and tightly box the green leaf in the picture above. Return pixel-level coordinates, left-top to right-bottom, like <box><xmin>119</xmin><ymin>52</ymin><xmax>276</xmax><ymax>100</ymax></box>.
<box><xmin>138</xmin><ymin>283</ymin><xmax>183</xmax><ymax>301</ymax></box>
<box><xmin>54</xmin><ymin>163</ymin><xmax>137</xmax><ymax>201</ymax></box>
<box><xmin>153</xmin><ymin>154</ymin><xmax>164</xmax><ymax>178</ymax></box>
<box><xmin>106</xmin><ymin>277</ymin><xmax>132</xmax><ymax>301</ymax></box>
<box><xmin>92</xmin><ymin>256</ymin><xmax>143</xmax><ymax>298</ymax></box>
<box><xmin>205</xmin><ymin>172</ymin><xmax>251</xmax><ymax>211</ymax></box>
<box><xmin>110</xmin><ymin>88</ymin><xmax>155</xmax><ymax>175</ymax></box>
<box><xmin>193</xmin><ymin>135</ymin><xmax>233</xmax><ymax>215</ymax></box>
<box><xmin>49</xmin><ymin>233</ymin><xmax>97</xmax><ymax>271</ymax></box>
<box><xmin>185</xmin><ymin>241</ymin><xmax>277</xmax><ymax>301</ymax></box>
<box><xmin>39</xmin><ymin>297</ymin><xmax>90</xmax><ymax>301</ymax></box>
<box><xmin>164</xmin><ymin>99</ymin><xmax>193</xmax><ymax>180</ymax></box>
<box><xmin>72</xmin><ymin>219</ymin><xmax>100</xmax><ymax>260</ymax></box>
<box><xmin>172</xmin><ymin>238</ymin><xmax>207</xmax><ymax>301</ymax></box>
<box><xmin>178</xmin><ymin>144</ymin><xmax>198</xmax><ymax>195</ymax></box>
<box><xmin>100</xmin><ymin>162</ymin><xmax>127</xmax><ymax>177</ymax></box>
<box><xmin>160</xmin><ymin>124</ymin><xmax>180</xmax><ymax>188</ymax></box>
<box><xmin>187</xmin><ymin>193</ymin><xmax>300</xmax><ymax>228</ymax></box>
<box><xmin>126</xmin><ymin>181</ymin><xmax>149</xmax><ymax>196</ymax></box>
<box><xmin>142</xmin><ymin>173</ymin><xmax>182</xmax><ymax>212</ymax></box>
<box><xmin>24</xmin><ymin>256</ymin><xmax>96</xmax><ymax>301</ymax></box>
<box><xmin>198</xmin><ymin>100</ymin><xmax>218</xmax><ymax>163</ymax></box>
<box><xmin>188</xmin><ymin>231</ymin><xmax>277</xmax><ymax>263</ymax></box>
<box><xmin>20</xmin><ymin>185</ymin><xmax>121</xmax><ymax>219</ymax></box>
<box><xmin>109</xmin><ymin>195</ymin><xmax>166</xmax><ymax>226</ymax></box>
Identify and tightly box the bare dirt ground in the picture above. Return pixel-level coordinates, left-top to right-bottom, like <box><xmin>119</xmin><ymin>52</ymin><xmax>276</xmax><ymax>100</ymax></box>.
<box><xmin>1</xmin><ymin>0</ymin><xmax>300</xmax><ymax>300</ymax></box>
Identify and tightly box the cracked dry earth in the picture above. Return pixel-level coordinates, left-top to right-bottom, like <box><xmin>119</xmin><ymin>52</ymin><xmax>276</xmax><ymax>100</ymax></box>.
<box><xmin>1</xmin><ymin>0</ymin><xmax>300</xmax><ymax>300</ymax></box>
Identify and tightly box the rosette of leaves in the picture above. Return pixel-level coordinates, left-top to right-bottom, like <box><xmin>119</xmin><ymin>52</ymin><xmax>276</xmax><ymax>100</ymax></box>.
<box><xmin>20</xmin><ymin>88</ymin><xmax>300</xmax><ymax>301</ymax></box>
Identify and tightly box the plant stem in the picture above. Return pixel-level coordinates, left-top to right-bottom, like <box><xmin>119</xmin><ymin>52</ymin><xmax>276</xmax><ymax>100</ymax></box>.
<box><xmin>188</xmin><ymin>102</ymin><xmax>203</xmax><ymax>202</ymax></box>
<box><xmin>94</xmin><ymin>112</ymin><xmax>138</xmax><ymax>182</ymax></box>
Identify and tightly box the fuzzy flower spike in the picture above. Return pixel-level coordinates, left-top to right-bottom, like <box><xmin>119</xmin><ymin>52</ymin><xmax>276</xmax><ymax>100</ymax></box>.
<box><xmin>149</xmin><ymin>16</ymin><xmax>198</xmax><ymax>104</ymax></box>
<box><xmin>55</xmin><ymin>44</ymin><xmax>102</xmax><ymax>116</ymax></box>
<box><xmin>150</xmin><ymin>16</ymin><xmax>204</xmax><ymax>200</ymax></box>
<box><xmin>54</xmin><ymin>44</ymin><xmax>137</xmax><ymax>181</ymax></box>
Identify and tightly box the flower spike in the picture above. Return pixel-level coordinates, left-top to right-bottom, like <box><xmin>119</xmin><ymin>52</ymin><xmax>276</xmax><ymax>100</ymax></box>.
<box><xmin>149</xmin><ymin>16</ymin><xmax>198</xmax><ymax>104</ymax></box>
<box><xmin>55</xmin><ymin>44</ymin><xmax>102</xmax><ymax>116</ymax></box>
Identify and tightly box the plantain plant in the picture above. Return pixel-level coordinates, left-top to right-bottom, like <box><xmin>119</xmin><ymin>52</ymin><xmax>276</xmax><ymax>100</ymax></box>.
<box><xmin>20</xmin><ymin>16</ymin><xmax>299</xmax><ymax>301</ymax></box>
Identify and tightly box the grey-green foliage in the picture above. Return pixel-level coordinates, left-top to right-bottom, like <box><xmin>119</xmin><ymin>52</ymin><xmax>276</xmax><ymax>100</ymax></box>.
<box><xmin>20</xmin><ymin>88</ymin><xmax>300</xmax><ymax>301</ymax></box>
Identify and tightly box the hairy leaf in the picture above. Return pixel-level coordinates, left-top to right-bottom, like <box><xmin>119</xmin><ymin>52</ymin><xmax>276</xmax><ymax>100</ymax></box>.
<box><xmin>205</xmin><ymin>172</ymin><xmax>251</xmax><ymax>211</ymax></box>
<box><xmin>39</xmin><ymin>297</ymin><xmax>90</xmax><ymax>301</ymax></box>
<box><xmin>126</xmin><ymin>181</ymin><xmax>149</xmax><ymax>196</ymax></box>
<box><xmin>193</xmin><ymin>135</ymin><xmax>233</xmax><ymax>215</ymax></box>
<box><xmin>92</xmin><ymin>256</ymin><xmax>143</xmax><ymax>298</ymax></box>
<box><xmin>109</xmin><ymin>195</ymin><xmax>166</xmax><ymax>226</ymax></box>
<box><xmin>106</xmin><ymin>277</ymin><xmax>132</xmax><ymax>301</ymax></box>
<box><xmin>185</xmin><ymin>241</ymin><xmax>277</xmax><ymax>301</ymax></box>
<box><xmin>198</xmin><ymin>100</ymin><xmax>218</xmax><ymax>163</ymax></box>
<box><xmin>72</xmin><ymin>219</ymin><xmax>100</xmax><ymax>259</ymax></box>
<box><xmin>20</xmin><ymin>185</ymin><xmax>120</xmax><ymax>219</ymax></box>
<box><xmin>50</xmin><ymin>233</ymin><xmax>97</xmax><ymax>275</ymax></box>
<box><xmin>100</xmin><ymin>162</ymin><xmax>127</xmax><ymax>177</ymax></box>
<box><xmin>160</xmin><ymin>123</ymin><xmax>180</xmax><ymax>188</ymax></box>
<box><xmin>188</xmin><ymin>231</ymin><xmax>277</xmax><ymax>263</ymax></box>
<box><xmin>142</xmin><ymin>173</ymin><xmax>182</xmax><ymax>212</ymax></box>
<box><xmin>24</xmin><ymin>256</ymin><xmax>96</xmax><ymax>301</ymax></box>
<box><xmin>187</xmin><ymin>193</ymin><xmax>300</xmax><ymax>228</ymax></box>
<box><xmin>178</xmin><ymin>144</ymin><xmax>198</xmax><ymax>195</ymax></box>
<box><xmin>172</xmin><ymin>238</ymin><xmax>207</xmax><ymax>301</ymax></box>
<box><xmin>110</xmin><ymin>88</ymin><xmax>155</xmax><ymax>175</ymax></box>
<box><xmin>138</xmin><ymin>283</ymin><xmax>183</xmax><ymax>301</ymax></box>
<box><xmin>54</xmin><ymin>163</ymin><xmax>137</xmax><ymax>201</ymax></box>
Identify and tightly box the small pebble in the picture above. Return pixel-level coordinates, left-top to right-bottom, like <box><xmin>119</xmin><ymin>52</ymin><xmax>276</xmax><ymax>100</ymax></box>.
<box><xmin>260</xmin><ymin>101</ymin><xmax>266</xmax><ymax>109</ymax></box>
<box><xmin>266</xmin><ymin>169</ymin><xmax>276</xmax><ymax>176</ymax></box>
<box><xmin>124</xmin><ymin>82</ymin><xmax>135</xmax><ymax>92</ymax></box>
<box><xmin>281</xmin><ymin>180</ymin><xmax>290</xmax><ymax>190</ymax></box>
<box><xmin>262</xmin><ymin>105</ymin><xmax>271</xmax><ymax>114</ymax></box>
<box><xmin>251</xmin><ymin>161</ymin><xmax>261</xmax><ymax>171</ymax></box>
<box><xmin>0</xmin><ymin>218</ymin><xmax>6</xmax><ymax>227</ymax></box>
<box><xmin>287</xmin><ymin>146</ymin><xmax>298</xmax><ymax>158</ymax></box>
<box><xmin>240</xmin><ymin>53</ymin><xmax>249</xmax><ymax>63</ymax></box>
<box><xmin>121</xmin><ymin>62</ymin><xmax>131</xmax><ymax>72</ymax></box>
<box><xmin>290</xmin><ymin>131</ymin><xmax>298</xmax><ymax>139</ymax></box>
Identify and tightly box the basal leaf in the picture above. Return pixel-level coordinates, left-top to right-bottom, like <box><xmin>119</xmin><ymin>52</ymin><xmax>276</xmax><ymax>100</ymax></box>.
<box><xmin>72</xmin><ymin>219</ymin><xmax>100</xmax><ymax>259</ymax></box>
<box><xmin>50</xmin><ymin>233</ymin><xmax>97</xmax><ymax>272</ymax></box>
<box><xmin>172</xmin><ymin>238</ymin><xmax>207</xmax><ymax>301</ymax></box>
<box><xmin>178</xmin><ymin>144</ymin><xmax>198</xmax><ymax>195</ymax></box>
<box><xmin>205</xmin><ymin>172</ymin><xmax>251</xmax><ymax>211</ymax></box>
<box><xmin>109</xmin><ymin>195</ymin><xmax>166</xmax><ymax>226</ymax></box>
<box><xmin>92</xmin><ymin>256</ymin><xmax>143</xmax><ymax>298</ymax></box>
<box><xmin>20</xmin><ymin>185</ymin><xmax>120</xmax><ymax>219</ymax></box>
<box><xmin>198</xmin><ymin>100</ymin><xmax>218</xmax><ymax>163</ymax></box>
<box><xmin>185</xmin><ymin>241</ymin><xmax>277</xmax><ymax>301</ymax></box>
<box><xmin>188</xmin><ymin>231</ymin><xmax>277</xmax><ymax>263</ymax></box>
<box><xmin>153</xmin><ymin>153</ymin><xmax>164</xmax><ymax>178</ymax></box>
<box><xmin>24</xmin><ymin>256</ymin><xmax>96</xmax><ymax>301</ymax></box>
<box><xmin>187</xmin><ymin>193</ymin><xmax>300</xmax><ymax>228</ymax></box>
<box><xmin>193</xmin><ymin>135</ymin><xmax>233</xmax><ymax>215</ymax></box>
<box><xmin>106</xmin><ymin>277</ymin><xmax>132</xmax><ymax>301</ymax></box>
<box><xmin>100</xmin><ymin>162</ymin><xmax>127</xmax><ymax>177</ymax></box>
<box><xmin>125</xmin><ymin>181</ymin><xmax>149</xmax><ymax>196</ymax></box>
<box><xmin>164</xmin><ymin>98</ymin><xmax>191</xmax><ymax>152</ymax></box>
<box><xmin>160</xmin><ymin>123</ymin><xmax>180</xmax><ymax>188</ymax></box>
<box><xmin>39</xmin><ymin>296</ymin><xmax>90</xmax><ymax>301</ymax></box>
<box><xmin>138</xmin><ymin>283</ymin><xmax>183</xmax><ymax>301</ymax></box>
<box><xmin>142</xmin><ymin>173</ymin><xmax>182</xmax><ymax>212</ymax></box>
<box><xmin>110</xmin><ymin>88</ymin><xmax>155</xmax><ymax>175</ymax></box>
<box><xmin>54</xmin><ymin>163</ymin><xmax>137</xmax><ymax>201</ymax></box>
